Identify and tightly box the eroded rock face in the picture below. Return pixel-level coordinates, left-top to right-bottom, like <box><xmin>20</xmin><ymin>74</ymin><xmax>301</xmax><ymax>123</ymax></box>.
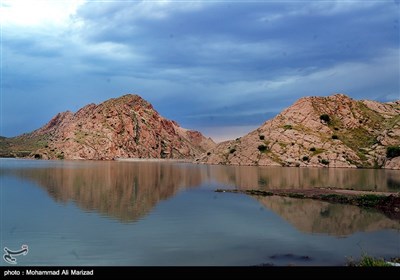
<box><xmin>197</xmin><ymin>94</ymin><xmax>400</xmax><ymax>169</ymax></box>
<box><xmin>31</xmin><ymin>94</ymin><xmax>215</xmax><ymax>160</ymax></box>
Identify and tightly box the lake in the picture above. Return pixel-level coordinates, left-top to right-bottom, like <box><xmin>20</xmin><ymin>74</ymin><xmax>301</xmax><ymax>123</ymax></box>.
<box><xmin>1</xmin><ymin>158</ymin><xmax>399</xmax><ymax>266</ymax></box>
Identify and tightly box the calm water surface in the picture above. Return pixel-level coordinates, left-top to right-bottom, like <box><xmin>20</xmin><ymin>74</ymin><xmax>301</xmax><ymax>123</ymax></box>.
<box><xmin>1</xmin><ymin>158</ymin><xmax>399</xmax><ymax>266</ymax></box>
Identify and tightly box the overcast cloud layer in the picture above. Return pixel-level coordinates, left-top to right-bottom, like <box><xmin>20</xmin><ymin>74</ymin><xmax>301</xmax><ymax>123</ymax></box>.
<box><xmin>1</xmin><ymin>0</ymin><xmax>399</xmax><ymax>141</ymax></box>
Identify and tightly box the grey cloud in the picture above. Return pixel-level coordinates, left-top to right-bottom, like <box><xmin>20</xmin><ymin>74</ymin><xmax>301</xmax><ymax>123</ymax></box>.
<box><xmin>73</xmin><ymin>1</ymin><xmax>398</xmax><ymax>87</ymax></box>
<box><xmin>1</xmin><ymin>0</ymin><xmax>399</xmax><ymax>139</ymax></box>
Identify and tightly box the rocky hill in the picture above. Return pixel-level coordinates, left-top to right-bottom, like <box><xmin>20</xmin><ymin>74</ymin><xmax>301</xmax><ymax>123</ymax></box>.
<box><xmin>1</xmin><ymin>94</ymin><xmax>215</xmax><ymax>160</ymax></box>
<box><xmin>197</xmin><ymin>94</ymin><xmax>400</xmax><ymax>169</ymax></box>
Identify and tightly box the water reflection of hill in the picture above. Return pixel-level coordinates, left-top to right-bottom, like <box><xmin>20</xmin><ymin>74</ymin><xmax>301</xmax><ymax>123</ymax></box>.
<box><xmin>207</xmin><ymin>165</ymin><xmax>400</xmax><ymax>236</ymax></box>
<box><xmin>255</xmin><ymin>196</ymin><xmax>400</xmax><ymax>236</ymax></box>
<box><xmin>10</xmin><ymin>162</ymin><xmax>208</xmax><ymax>222</ymax></box>
<box><xmin>4</xmin><ymin>160</ymin><xmax>399</xmax><ymax>235</ymax></box>
<box><xmin>210</xmin><ymin>165</ymin><xmax>400</xmax><ymax>192</ymax></box>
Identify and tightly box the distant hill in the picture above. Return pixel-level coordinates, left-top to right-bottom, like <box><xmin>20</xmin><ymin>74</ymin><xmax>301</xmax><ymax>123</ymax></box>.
<box><xmin>197</xmin><ymin>94</ymin><xmax>400</xmax><ymax>169</ymax></box>
<box><xmin>0</xmin><ymin>94</ymin><xmax>215</xmax><ymax>160</ymax></box>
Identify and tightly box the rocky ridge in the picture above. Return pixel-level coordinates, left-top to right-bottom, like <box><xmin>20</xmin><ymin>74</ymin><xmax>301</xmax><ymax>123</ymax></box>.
<box><xmin>2</xmin><ymin>94</ymin><xmax>215</xmax><ymax>160</ymax></box>
<box><xmin>197</xmin><ymin>94</ymin><xmax>400</xmax><ymax>169</ymax></box>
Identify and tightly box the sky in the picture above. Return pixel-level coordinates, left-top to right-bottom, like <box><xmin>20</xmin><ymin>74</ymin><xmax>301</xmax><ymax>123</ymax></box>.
<box><xmin>1</xmin><ymin>0</ymin><xmax>399</xmax><ymax>142</ymax></box>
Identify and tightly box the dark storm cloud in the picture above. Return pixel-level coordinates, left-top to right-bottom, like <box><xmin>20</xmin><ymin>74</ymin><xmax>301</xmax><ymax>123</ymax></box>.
<box><xmin>2</xmin><ymin>1</ymin><xmax>399</xmax><ymax>140</ymax></box>
<box><xmin>75</xmin><ymin>1</ymin><xmax>398</xmax><ymax>79</ymax></box>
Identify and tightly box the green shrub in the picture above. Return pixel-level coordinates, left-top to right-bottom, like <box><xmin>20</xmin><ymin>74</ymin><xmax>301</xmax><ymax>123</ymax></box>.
<box><xmin>386</xmin><ymin>146</ymin><xmax>400</xmax><ymax>158</ymax></box>
<box><xmin>259</xmin><ymin>135</ymin><xmax>265</xmax><ymax>140</ymax></box>
<box><xmin>56</xmin><ymin>153</ymin><xmax>64</xmax><ymax>160</ymax></box>
<box><xmin>332</xmin><ymin>135</ymin><xmax>339</xmax><ymax>140</ymax></box>
<box><xmin>288</xmin><ymin>193</ymin><xmax>305</xmax><ymax>198</ymax></box>
<box><xmin>229</xmin><ymin>148</ymin><xmax>236</xmax><ymax>154</ymax></box>
<box><xmin>356</xmin><ymin>194</ymin><xmax>384</xmax><ymax>207</ymax></box>
<box><xmin>319</xmin><ymin>114</ymin><xmax>330</xmax><ymax>123</ymax></box>
<box><xmin>302</xmin><ymin>156</ymin><xmax>309</xmax><ymax>161</ymax></box>
<box><xmin>321</xmin><ymin>159</ymin><xmax>329</xmax><ymax>165</ymax></box>
<box><xmin>283</xmin><ymin>124</ymin><xmax>293</xmax><ymax>130</ymax></box>
<box><xmin>309</xmin><ymin>147</ymin><xmax>316</xmax><ymax>152</ymax></box>
<box><xmin>258</xmin><ymin>145</ymin><xmax>268</xmax><ymax>152</ymax></box>
<box><xmin>357</xmin><ymin>255</ymin><xmax>391</xmax><ymax>267</ymax></box>
<box><xmin>207</xmin><ymin>152</ymin><xmax>211</xmax><ymax>156</ymax></box>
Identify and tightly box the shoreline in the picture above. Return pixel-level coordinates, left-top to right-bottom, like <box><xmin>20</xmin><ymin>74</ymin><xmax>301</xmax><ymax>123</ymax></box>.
<box><xmin>114</xmin><ymin>157</ymin><xmax>191</xmax><ymax>163</ymax></box>
<box><xmin>216</xmin><ymin>187</ymin><xmax>400</xmax><ymax>221</ymax></box>
<box><xmin>1</xmin><ymin>156</ymin><xmax>399</xmax><ymax>170</ymax></box>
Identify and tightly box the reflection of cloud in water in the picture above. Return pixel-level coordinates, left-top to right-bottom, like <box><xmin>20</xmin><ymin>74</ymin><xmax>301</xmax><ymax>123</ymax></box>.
<box><xmin>255</xmin><ymin>196</ymin><xmax>400</xmax><ymax>236</ymax></box>
<box><xmin>9</xmin><ymin>161</ymin><xmax>209</xmax><ymax>222</ymax></box>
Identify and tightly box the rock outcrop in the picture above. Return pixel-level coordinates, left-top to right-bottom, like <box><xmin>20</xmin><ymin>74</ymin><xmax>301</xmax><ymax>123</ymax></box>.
<box><xmin>197</xmin><ymin>94</ymin><xmax>400</xmax><ymax>169</ymax></box>
<box><xmin>4</xmin><ymin>94</ymin><xmax>215</xmax><ymax>160</ymax></box>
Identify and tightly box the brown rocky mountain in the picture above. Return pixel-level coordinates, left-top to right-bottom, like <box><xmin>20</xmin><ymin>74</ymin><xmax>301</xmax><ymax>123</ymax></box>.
<box><xmin>1</xmin><ymin>94</ymin><xmax>215</xmax><ymax>160</ymax></box>
<box><xmin>197</xmin><ymin>94</ymin><xmax>400</xmax><ymax>169</ymax></box>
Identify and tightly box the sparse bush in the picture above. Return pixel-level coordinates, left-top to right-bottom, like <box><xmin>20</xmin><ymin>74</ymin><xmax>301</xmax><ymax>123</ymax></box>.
<box><xmin>386</xmin><ymin>146</ymin><xmax>400</xmax><ymax>159</ymax></box>
<box><xmin>259</xmin><ymin>135</ymin><xmax>265</xmax><ymax>140</ymax></box>
<box><xmin>302</xmin><ymin>156</ymin><xmax>309</xmax><ymax>161</ymax></box>
<box><xmin>258</xmin><ymin>145</ymin><xmax>268</xmax><ymax>152</ymax></box>
<box><xmin>356</xmin><ymin>255</ymin><xmax>391</xmax><ymax>267</ymax></box>
<box><xmin>207</xmin><ymin>152</ymin><xmax>211</xmax><ymax>156</ymax></box>
<box><xmin>288</xmin><ymin>193</ymin><xmax>304</xmax><ymax>198</ymax></box>
<box><xmin>283</xmin><ymin>124</ymin><xmax>293</xmax><ymax>130</ymax></box>
<box><xmin>332</xmin><ymin>135</ymin><xmax>339</xmax><ymax>140</ymax></box>
<box><xmin>310</xmin><ymin>147</ymin><xmax>316</xmax><ymax>152</ymax></box>
<box><xmin>320</xmin><ymin>114</ymin><xmax>330</xmax><ymax>124</ymax></box>
<box><xmin>321</xmin><ymin>159</ymin><xmax>329</xmax><ymax>165</ymax></box>
<box><xmin>229</xmin><ymin>148</ymin><xmax>236</xmax><ymax>154</ymax></box>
